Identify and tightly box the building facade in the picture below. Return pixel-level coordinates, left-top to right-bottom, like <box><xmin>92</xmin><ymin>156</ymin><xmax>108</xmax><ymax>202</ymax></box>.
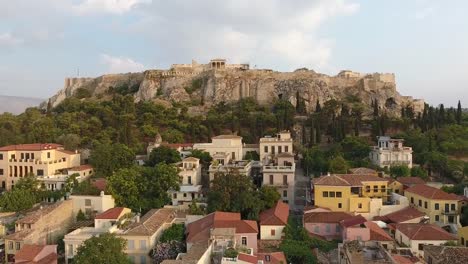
<box><xmin>0</xmin><ymin>144</ymin><xmax>81</xmax><ymax>190</ymax></box>
<box><xmin>169</xmin><ymin>157</ymin><xmax>203</xmax><ymax>206</ymax></box>
<box><xmin>369</xmin><ymin>136</ymin><xmax>413</xmax><ymax>168</ymax></box>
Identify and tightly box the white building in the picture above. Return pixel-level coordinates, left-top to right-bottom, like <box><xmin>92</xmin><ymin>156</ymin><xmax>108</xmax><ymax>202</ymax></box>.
<box><xmin>193</xmin><ymin>135</ymin><xmax>243</xmax><ymax>161</ymax></box>
<box><xmin>37</xmin><ymin>164</ymin><xmax>94</xmax><ymax>191</ymax></box>
<box><xmin>168</xmin><ymin>157</ymin><xmax>203</xmax><ymax>206</ymax></box>
<box><xmin>370</xmin><ymin>136</ymin><xmax>413</xmax><ymax>168</ymax></box>
<box><xmin>69</xmin><ymin>191</ymin><xmax>115</xmax><ymax>217</ymax></box>
<box><xmin>259</xmin><ymin>131</ymin><xmax>296</xmax><ymax>204</ymax></box>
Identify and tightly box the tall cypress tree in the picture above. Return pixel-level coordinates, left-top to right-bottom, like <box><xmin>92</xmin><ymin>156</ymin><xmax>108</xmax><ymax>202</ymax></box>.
<box><xmin>373</xmin><ymin>99</ymin><xmax>379</xmax><ymax>119</ymax></box>
<box><xmin>456</xmin><ymin>100</ymin><xmax>462</xmax><ymax>125</ymax></box>
<box><xmin>315</xmin><ymin>99</ymin><xmax>321</xmax><ymax>113</ymax></box>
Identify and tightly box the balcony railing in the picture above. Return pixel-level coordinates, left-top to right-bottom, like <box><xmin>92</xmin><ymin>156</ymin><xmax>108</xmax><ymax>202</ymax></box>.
<box><xmin>381</xmin><ymin>160</ymin><xmax>411</xmax><ymax>165</ymax></box>
<box><xmin>8</xmin><ymin>158</ymin><xmax>66</xmax><ymax>164</ymax></box>
<box><xmin>442</xmin><ymin>210</ymin><xmax>458</xmax><ymax>215</ymax></box>
<box><xmin>263</xmin><ymin>165</ymin><xmax>295</xmax><ymax>171</ymax></box>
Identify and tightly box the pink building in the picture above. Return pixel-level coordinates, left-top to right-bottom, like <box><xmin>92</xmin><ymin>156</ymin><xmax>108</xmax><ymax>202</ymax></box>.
<box><xmin>186</xmin><ymin>212</ymin><xmax>259</xmax><ymax>253</ymax></box>
<box><xmin>340</xmin><ymin>215</ymin><xmax>395</xmax><ymax>249</ymax></box>
<box><xmin>303</xmin><ymin>211</ymin><xmax>353</xmax><ymax>240</ymax></box>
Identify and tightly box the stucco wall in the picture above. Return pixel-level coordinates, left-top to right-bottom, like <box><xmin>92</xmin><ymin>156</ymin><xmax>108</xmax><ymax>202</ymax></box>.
<box><xmin>260</xmin><ymin>225</ymin><xmax>285</xmax><ymax>240</ymax></box>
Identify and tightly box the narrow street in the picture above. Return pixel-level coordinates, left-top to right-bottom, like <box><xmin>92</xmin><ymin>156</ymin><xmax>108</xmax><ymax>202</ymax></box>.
<box><xmin>293</xmin><ymin>160</ymin><xmax>310</xmax><ymax>212</ymax></box>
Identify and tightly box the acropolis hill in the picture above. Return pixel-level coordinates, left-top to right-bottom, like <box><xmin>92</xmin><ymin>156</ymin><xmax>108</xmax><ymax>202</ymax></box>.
<box><xmin>44</xmin><ymin>59</ymin><xmax>424</xmax><ymax>116</ymax></box>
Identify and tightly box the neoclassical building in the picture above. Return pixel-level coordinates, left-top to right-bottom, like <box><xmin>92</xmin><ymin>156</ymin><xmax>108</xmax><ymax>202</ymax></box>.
<box><xmin>370</xmin><ymin>136</ymin><xmax>413</xmax><ymax>168</ymax></box>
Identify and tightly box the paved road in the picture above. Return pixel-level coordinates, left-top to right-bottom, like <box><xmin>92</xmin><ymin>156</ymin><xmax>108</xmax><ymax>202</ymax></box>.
<box><xmin>292</xmin><ymin>160</ymin><xmax>310</xmax><ymax>211</ymax></box>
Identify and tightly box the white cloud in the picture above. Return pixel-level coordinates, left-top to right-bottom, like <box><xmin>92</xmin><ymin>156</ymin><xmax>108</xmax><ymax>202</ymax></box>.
<box><xmin>0</xmin><ymin>32</ymin><xmax>23</xmax><ymax>46</ymax></box>
<box><xmin>100</xmin><ymin>54</ymin><xmax>146</xmax><ymax>73</ymax></box>
<box><xmin>73</xmin><ymin>0</ymin><xmax>152</xmax><ymax>15</ymax></box>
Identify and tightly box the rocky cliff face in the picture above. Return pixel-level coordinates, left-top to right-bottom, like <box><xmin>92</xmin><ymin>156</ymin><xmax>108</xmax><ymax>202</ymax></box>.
<box><xmin>44</xmin><ymin>67</ymin><xmax>424</xmax><ymax>116</ymax></box>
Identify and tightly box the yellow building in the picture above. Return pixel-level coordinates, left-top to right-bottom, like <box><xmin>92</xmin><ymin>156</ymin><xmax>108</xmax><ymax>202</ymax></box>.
<box><xmin>312</xmin><ymin>174</ymin><xmax>389</xmax><ymax>214</ymax></box>
<box><xmin>404</xmin><ymin>184</ymin><xmax>460</xmax><ymax>226</ymax></box>
<box><xmin>0</xmin><ymin>143</ymin><xmax>81</xmax><ymax>190</ymax></box>
<box><xmin>458</xmin><ymin>226</ymin><xmax>468</xmax><ymax>247</ymax></box>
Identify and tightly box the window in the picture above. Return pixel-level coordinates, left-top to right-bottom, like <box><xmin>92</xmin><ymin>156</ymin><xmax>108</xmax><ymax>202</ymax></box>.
<box><xmin>264</xmin><ymin>146</ymin><xmax>268</xmax><ymax>153</ymax></box>
<box><xmin>373</xmin><ymin>185</ymin><xmax>378</xmax><ymax>192</ymax></box>
<box><xmin>269</xmin><ymin>175</ymin><xmax>273</xmax><ymax>185</ymax></box>
<box><xmin>16</xmin><ymin>242</ymin><xmax>20</xmax><ymax>250</ymax></box>
<box><xmin>418</xmin><ymin>244</ymin><xmax>425</xmax><ymax>250</ymax></box>
<box><xmin>37</xmin><ymin>169</ymin><xmax>44</xmax><ymax>176</ymax></box>
<box><xmin>435</xmin><ymin>203</ymin><xmax>439</xmax><ymax>210</ymax></box>
<box><xmin>140</xmin><ymin>255</ymin><xmax>146</xmax><ymax>264</ymax></box>
<box><xmin>232</xmin><ymin>152</ymin><xmax>236</xmax><ymax>160</ymax></box>
<box><xmin>0</xmin><ymin>169</ymin><xmax>3</xmax><ymax>175</ymax></box>
<box><xmin>323</xmin><ymin>191</ymin><xmax>328</xmax><ymax>197</ymax></box>
<box><xmin>271</xmin><ymin>146</ymin><xmax>275</xmax><ymax>154</ymax></box>
<box><xmin>336</xmin><ymin>225</ymin><xmax>340</xmax><ymax>232</ymax></box>
<box><xmin>411</xmin><ymin>197</ymin><xmax>414</xmax><ymax>204</ymax></box>
<box><xmin>424</xmin><ymin>201</ymin><xmax>427</xmax><ymax>209</ymax></box>
<box><xmin>451</xmin><ymin>204</ymin><xmax>456</xmax><ymax>211</ymax></box>
<box><xmin>127</xmin><ymin>240</ymin><xmax>135</xmax><ymax>250</ymax></box>
<box><xmin>285</xmin><ymin>146</ymin><xmax>289</xmax><ymax>152</ymax></box>
<box><xmin>68</xmin><ymin>244</ymin><xmax>73</xmax><ymax>256</ymax></box>
<box><xmin>381</xmin><ymin>185</ymin><xmax>386</xmax><ymax>192</ymax></box>
<box><xmin>365</xmin><ymin>186</ymin><xmax>370</xmax><ymax>192</ymax></box>
<box><xmin>188</xmin><ymin>176</ymin><xmax>192</xmax><ymax>185</ymax></box>
<box><xmin>0</xmin><ymin>153</ymin><xmax>3</xmax><ymax>160</ymax></box>
<box><xmin>47</xmin><ymin>152</ymin><xmax>51</xmax><ymax>159</ymax></box>
<box><xmin>329</xmin><ymin>191</ymin><xmax>335</xmax><ymax>198</ymax></box>
<box><xmin>271</xmin><ymin>229</ymin><xmax>276</xmax><ymax>236</ymax></box>
<box><xmin>283</xmin><ymin>190</ymin><xmax>287</xmax><ymax>198</ymax></box>
<box><xmin>8</xmin><ymin>242</ymin><xmax>13</xmax><ymax>250</ymax></box>
<box><xmin>336</xmin><ymin>192</ymin><xmax>342</xmax><ymax>198</ymax></box>
<box><xmin>435</xmin><ymin>215</ymin><xmax>440</xmax><ymax>222</ymax></box>
<box><xmin>314</xmin><ymin>226</ymin><xmax>319</xmax><ymax>233</ymax></box>
<box><xmin>326</xmin><ymin>224</ymin><xmax>331</xmax><ymax>233</ymax></box>
<box><xmin>173</xmin><ymin>193</ymin><xmax>177</xmax><ymax>199</ymax></box>
<box><xmin>278</xmin><ymin>146</ymin><xmax>282</xmax><ymax>153</ymax></box>
<box><xmin>183</xmin><ymin>193</ymin><xmax>187</xmax><ymax>197</ymax></box>
<box><xmin>338</xmin><ymin>203</ymin><xmax>342</xmax><ymax>209</ymax></box>
<box><xmin>21</xmin><ymin>153</ymin><xmax>24</xmax><ymax>160</ymax></box>
<box><xmin>265</xmin><ymin>255</ymin><xmax>271</xmax><ymax>261</ymax></box>
<box><xmin>241</xmin><ymin>237</ymin><xmax>247</xmax><ymax>246</ymax></box>
<box><xmin>418</xmin><ymin>200</ymin><xmax>422</xmax><ymax>207</ymax></box>
<box><xmin>283</xmin><ymin>175</ymin><xmax>287</xmax><ymax>185</ymax></box>
<box><xmin>85</xmin><ymin>199</ymin><xmax>91</xmax><ymax>206</ymax></box>
<box><xmin>358</xmin><ymin>203</ymin><xmax>362</xmax><ymax>209</ymax></box>
<box><xmin>140</xmin><ymin>240</ymin><xmax>147</xmax><ymax>250</ymax></box>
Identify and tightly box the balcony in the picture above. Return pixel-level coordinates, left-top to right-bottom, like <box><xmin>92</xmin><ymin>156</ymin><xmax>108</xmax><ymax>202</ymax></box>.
<box><xmin>381</xmin><ymin>160</ymin><xmax>411</xmax><ymax>165</ymax></box>
<box><xmin>263</xmin><ymin>165</ymin><xmax>295</xmax><ymax>172</ymax></box>
<box><xmin>267</xmin><ymin>182</ymin><xmax>289</xmax><ymax>187</ymax></box>
<box><xmin>442</xmin><ymin>210</ymin><xmax>458</xmax><ymax>216</ymax></box>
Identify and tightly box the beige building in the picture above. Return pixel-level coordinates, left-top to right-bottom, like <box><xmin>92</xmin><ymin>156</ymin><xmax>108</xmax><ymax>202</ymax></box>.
<box><xmin>260</xmin><ymin>132</ymin><xmax>295</xmax><ymax>204</ymax></box>
<box><xmin>4</xmin><ymin>200</ymin><xmax>74</xmax><ymax>262</ymax></box>
<box><xmin>194</xmin><ymin>135</ymin><xmax>243</xmax><ymax>161</ymax></box>
<box><xmin>64</xmin><ymin>207</ymin><xmax>179</xmax><ymax>264</ymax></box>
<box><xmin>394</xmin><ymin>223</ymin><xmax>457</xmax><ymax>258</ymax></box>
<box><xmin>258</xmin><ymin>201</ymin><xmax>289</xmax><ymax>240</ymax></box>
<box><xmin>0</xmin><ymin>143</ymin><xmax>81</xmax><ymax>190</ymax></box>
<box><xmin>370</xmin><ymin>136</ymin><xmax>413</xmax><ymax>168</ymax></box>
<box><xmin>69</xmin><ymin>191</ymin><xmax>115</xmax><ymax>217</ymax></box>
<box><xmin>169</xmin><ymin>157</ymin><xmax>203</xmax><ymax>206</ymax></box>
<box><xmin>404</xmin><ymin>184</ymin><xmax>460</xmax><ymax>227</ymax></box>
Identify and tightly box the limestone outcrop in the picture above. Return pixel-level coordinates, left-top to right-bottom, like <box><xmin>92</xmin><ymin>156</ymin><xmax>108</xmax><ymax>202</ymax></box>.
<box><xmin>43</xmin><ymin>61</ymin><xmax>424</xmax><ymax>117</ymax></box>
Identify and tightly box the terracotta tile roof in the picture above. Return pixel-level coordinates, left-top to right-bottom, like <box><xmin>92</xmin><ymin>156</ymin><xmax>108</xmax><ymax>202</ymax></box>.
<box><xmin>259</xmin><ymin>200</ymin><xmax>289</xmax><ymax>226</ymax></box>
<box><xmin>17</xmin><ymin>201</ymin><xmax>68</xmax><ymax>225</ymax></box>
<box><xmin>396</xmin><ymin>223</ymin><xmax>457</xmax><ymax>240</ymax></box>
<box><xmin>364</xmin><ymin>221</ymin><xmax>393</xmax><ymax>241</ymax></box>
<box><xmin>69</xmin><ymin>164</ymin><xmax>93</xmax><ymax>171</ymax></box>
<box><xmin>123</xmin><ymin>208</ymin><xmax>176</xmax><ymax>236</ymax></box>
<box><xmin>340</xmin><ymin>215</ymin><xmax>367</xmax><ymax>227</ymax></box>
<box><xmin>423</xmin><ymin>245</ymin><xmax>468</xmax><ymax>264</ymax></box>
<box><xmin>91</xmin><ymin>178</ymin><xmax>107</xmax><ymax>191</ymax></box>
<box><xmin>161</xmin><ymin>242</ymin><xmax>209</xmax><ymax>264</ymax></box>
<box><xmin>349</xmin><ymin>167</ymin><xmax>378</xmax><ymax>175</ymax></box>
<box><xmin>257</xmin><ymin>252</ymin><xmax>287</xmax><ymax>264</ymax></box>
<box><xmin>303</xmin><ymin>211</ymin><xmax>353</xmax><ymax>224</ymax></box>
<box><xmin>15</xmin><ymin>245</ymin><xmax>57</xmax><ymax>264</ymax></box>
<box><xmin>405</xmin><ymin>184</ymin><xmax>460</xmax><ymax>200</ymax></box>
<box><xmin>396</xmin><ymin>177</ymin><xmax>426</xmax><ymax>186</ymax></box>
<box><xmin>0</xmin><ymin>143</ymin><xmax>62</xmax><ymax>151</ymax></box>
<box><xmin>312</xmin><ymin>174</ymin><xmax>387</xmax><ymax>186</ymax></box>
<box><xmin>238</xmin><ymin>253</ymin><xmax>257</xmax><ymax>263</ymax></box>
<box><xmin>186</xmin><ymin>212</ymin><xmax>257</xmax><ymax>243</ymax></box>
<box><xmin>95</xmin><ymin>207</ymin><xmax>127</xmax><ymax>220</ymax></box>
<box><xmin>373</xmin><ymin>207</ymin><xmax>425</xmax><ymax>223</ymax></box>
<box><xmin>212</xmin><ymin>135</ymin><xmax>242</xmax><ymax>139</ymax></box>
<box><xmin>5</xmin><ymin>229</ymin><xmax>34</xmax><ymax>241</ymax></box>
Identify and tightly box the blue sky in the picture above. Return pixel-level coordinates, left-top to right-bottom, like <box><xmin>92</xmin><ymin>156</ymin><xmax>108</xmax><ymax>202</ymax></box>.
<box><xmin>0</xmin><ymin>0</ymin><xmax>466</xmax><ymax>106</ymax></box>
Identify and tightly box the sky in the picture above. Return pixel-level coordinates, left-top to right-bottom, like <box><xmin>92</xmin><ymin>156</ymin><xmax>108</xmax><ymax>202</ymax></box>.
<box><xmin>0</xmin><ymin>0</ymin><xmax>467</xmax><ymax>106</ymax></box>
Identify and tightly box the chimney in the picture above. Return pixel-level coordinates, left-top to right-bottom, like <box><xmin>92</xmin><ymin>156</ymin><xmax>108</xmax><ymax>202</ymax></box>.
<box><xmin>136</xmin><ymin>213</ymin><xmax>141</xmax><ymax>223</ymax></box>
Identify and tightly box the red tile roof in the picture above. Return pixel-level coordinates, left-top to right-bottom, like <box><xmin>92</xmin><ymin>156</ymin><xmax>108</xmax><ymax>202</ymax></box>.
<box><xmin>312</xmin><ymin>174</ymin><xmax>387</xmax><ymax>186</ymax></box>
<box><xmin>186</xmin><ymin>212</ymin><xmax>258</xmax><ymax>243</ymax></box>
<box><xmin>340</xmin><ymin>215</ymin><xmax>367</xmax><ymax>227</ymax></box>
<box><xmin>396</xmin><ymin>177</ymin><xmax>426</xmax><ymax>186</ymax></box>
<box><xmin>304</xmin><ymin>211</ymin><xmax>353</xmax><ymax>224</ymax></box>
<box><xmin>0</xmin><ymin>143</ymin><xmax>62</xmax><ymax>151</ymax></box>
<box><xmin>349</xmin><ymin>167</ymin><xmax>378</xmax><ymax>175</ymax></box>
<box><xmin>257</xmin><ymin>252</ymin><xmax>287</xmax><ymax>264</ymax></box>
<box><xmin>373</xmin><ymin>207</ymin><xmax>425</xmax><ymax>223</ymax></box>
<box><xmin>95</xmin><ymin>207</ymin><xmax>126</xmax><ymax>220</ymax></box>
<box><xmin>405</xmin><ymin>184</ymin><xmax>460</xmax><ymax>200</ymax></box>
<box><xmin>259</xmin><ymin>201</ymin><xmax>289</xmax><ymax>226</ymax></box>
<box><xmin>15</xmin><ymin>245</ymin><xmax>57</xmax><ymax>264</ymax></box>
<box><xmin>396</xmin><ymin>223</ymin><xmax>457</xmax><ymax>241</ymax></box>
<box><xmin>237</xmin><ymin>253</ymin><xmax>257</xmax><ymax>263</ymax></box>
<box><xmin>91</xmin><ymin>178</ymin><xmax>107</xmax><ymax>191</ymax></box>
<box><xmin>392</xmin><ymin>254</ymin><xmax>418</xmax><ymax>264</ymax></box>
<box><xmin>364</xmin><ymin>221</ymin><xmax>393</xmax><ymax>241</ymax></box>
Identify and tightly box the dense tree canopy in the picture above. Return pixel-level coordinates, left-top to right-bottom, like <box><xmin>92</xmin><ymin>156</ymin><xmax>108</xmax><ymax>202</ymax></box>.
<box><xmin>73</xmin><ymin>233</ymin><xmax>131</xmax><ymax>264</ymax></box>
<box><xmin>146</xmin><ymin>146</ymin><xmax>182</xmax><ymax>166</ymax></box>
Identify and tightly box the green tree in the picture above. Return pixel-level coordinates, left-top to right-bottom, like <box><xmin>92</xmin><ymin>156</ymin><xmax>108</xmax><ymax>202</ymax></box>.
<box><xmin>107</xmin><ymin>167</ymin><xmax>143</xmax><ymax>211</ymax></box>
<box><xmin>340</xmin><ymin>136</ymin><xmax>371</xmax><ymax>167</ymax></box>
<box><xmin>90</xmin><ymin>142</ymin><xmax>135</xmax><ymax>177</ymax></box>
<box><xmin>189</xmin><ymin>149</ymin><xmax>212</xmax><ymax>165</ymax></box>
<box><xmin>73</xmin><ymin>233</ymin><xmax>131</xmax><ymax>264</ymax></box>
<box><xmin>244</xmin><ymin>151</ymin><xmax>260</xmax><ymax>161</ymax></box>
<box><xmin>456</xmin><ymin>100</ymin><xmax>462</xmax><ymax>125</ymax></box>
<box><xmin>56</xmin><ymin>133</ymin><xmax>81</xmax><ymax>150</ymax></box>
<box><xmin>390</xmin><ymin>165</ymin><xmax>411</xmax><ymax>178</ymax></box>
<box><xmin>188</xmin><ymin>200</ymin><xmax>205</xmax><ymax>215</ymax></box>
<box><xmin>76</xmin><ymin>209</ymin><xmax>87</xmax><ymax>221</ymax></box>
<box><xmin>160</xmin><ymin>224</ymin><xmax>185</xmax><ymax>242</ymax></box>
<box><xmin>258</xmin><ymin>186</ymin><xmax>281</xmax><ymax>209</ymax></box>
<box><xmin>329</xmin><ymin>156</ymin><xmax>349</xmax><ymax>174</ymax></box>
<box><xmin>410</xmin><ymin>166</ymin><xmax>429</xmax><ymax>180</ymax></box>
<box><xmin>146</xmin><ymin>146</ymin><xmax>182</xmax><ymax>167</ymax></box>
<box><xmin>0</xmin><ymin>189</ymin><xmax>37</xmax><ymax>212</ymax></box>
